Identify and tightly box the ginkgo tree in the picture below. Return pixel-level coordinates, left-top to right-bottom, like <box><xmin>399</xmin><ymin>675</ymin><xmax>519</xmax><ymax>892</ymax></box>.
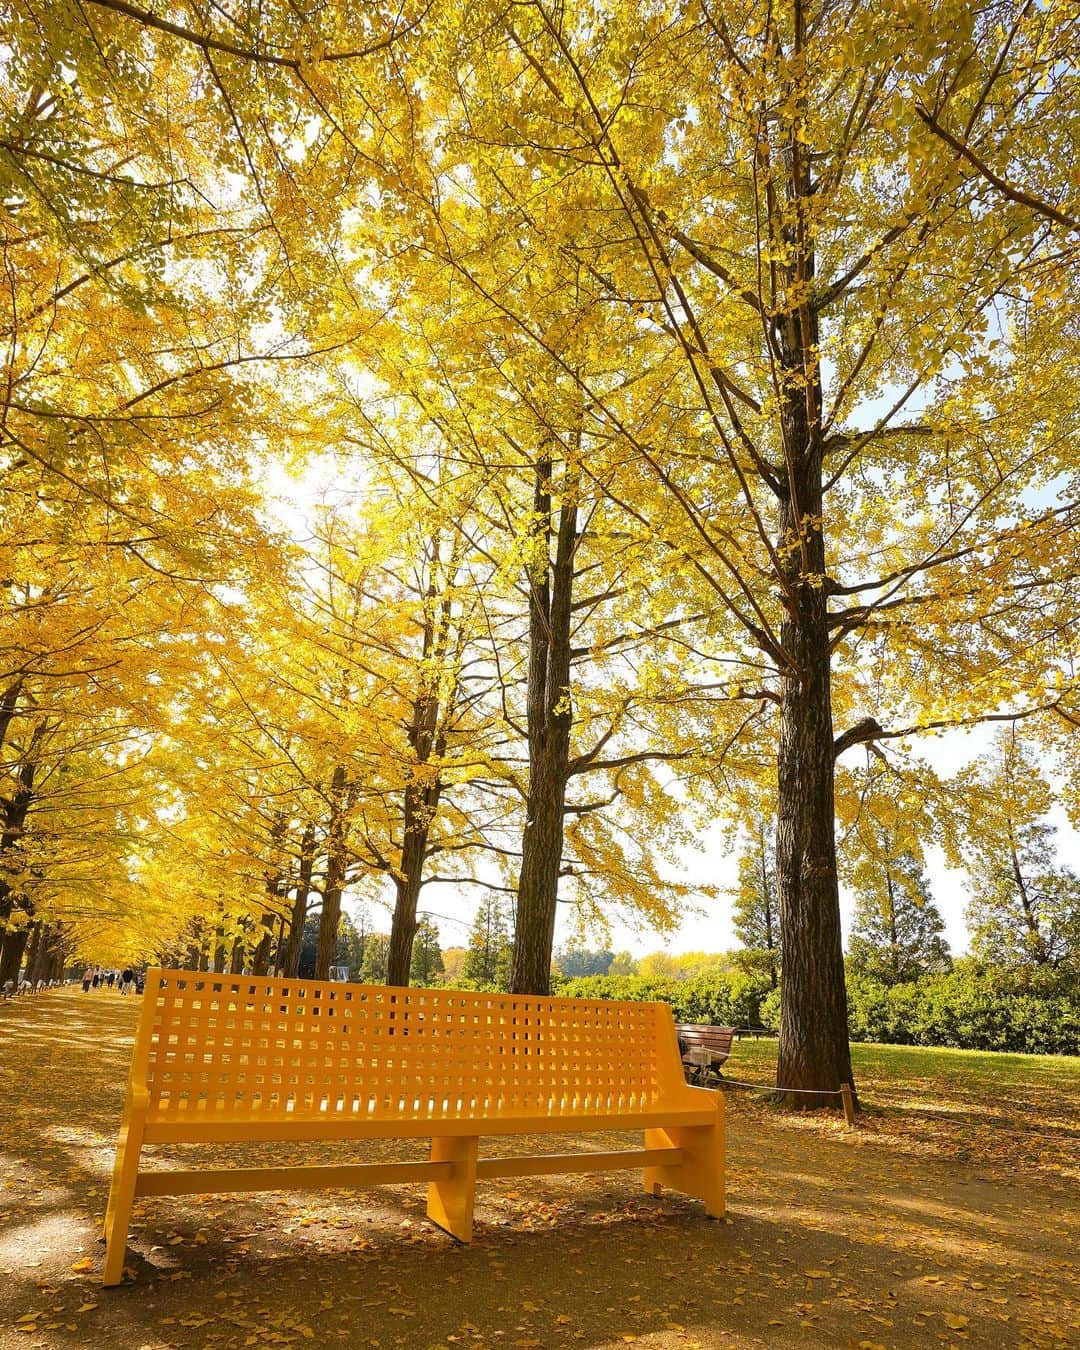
<box><xmin>5</xmin><ymin>1</ymin><xmax>1080</xmax><ymax>1115</ymax></box>
<box><xmin>347</xmin><ymin>0</ymin><xmax>1080</xmax><ymax>1101</ymax></box>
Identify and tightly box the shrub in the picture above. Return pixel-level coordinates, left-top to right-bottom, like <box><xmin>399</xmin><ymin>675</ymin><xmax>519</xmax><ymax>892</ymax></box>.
<box><xmin>845</xmin><ymin>960</ymin><xmax>1080</xmax><ymax>1055</ymax></box>
<box><xmin>556</xmin><ymin>970</ymin><xmax>772</xmax><ymax>1027</ymax></box>
<box><xmin>555</xmin><ymin>959</ymin><xmax>1079</xmax><ymax>1054</ymax></box>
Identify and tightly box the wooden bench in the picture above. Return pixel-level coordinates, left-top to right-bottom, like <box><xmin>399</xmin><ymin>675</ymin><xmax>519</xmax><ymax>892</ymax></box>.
<box><xmin>676</xmin><ymin>1024</ymin><xmax>735</xmax><ymax>1083</ymax></box>
<box><xmin>102</xmin><ymin>970</ymin><xmax>724</xmax><ymax>1285</ymax></box>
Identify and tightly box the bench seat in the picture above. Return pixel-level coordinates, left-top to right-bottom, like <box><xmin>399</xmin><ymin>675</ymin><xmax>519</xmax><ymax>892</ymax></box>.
<box><xmin>103</xmin><ymin>971</ymin><xmax>724</xmax><ymax>1285</ymax></box>
<box><xmin>141</xmin><ymin>1103</ymin><xmax>716</xmax><ymax>1143</ymax></box>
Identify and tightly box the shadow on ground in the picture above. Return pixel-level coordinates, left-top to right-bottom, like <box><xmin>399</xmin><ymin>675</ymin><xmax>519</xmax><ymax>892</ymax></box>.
<box><xmin>0</xmin><ymin>991</ymin><xmax>1076</xmax><ymax>1348</ymax></box>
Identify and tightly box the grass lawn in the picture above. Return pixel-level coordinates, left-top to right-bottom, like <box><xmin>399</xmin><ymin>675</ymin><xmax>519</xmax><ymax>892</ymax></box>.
<box><xmin>721</xmin><ymin>1038</ymin><xmax>1080</xmax><ymax>1183</ymax></box>
<box><xmin>1</xmin><ymin>991</ymin><xmax>1077</xmax><ymax>1349</ymax></box>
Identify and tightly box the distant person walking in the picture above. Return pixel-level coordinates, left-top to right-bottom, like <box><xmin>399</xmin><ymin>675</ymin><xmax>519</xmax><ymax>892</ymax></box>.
<box><xmin>81</xmin><ymin>969</ymin><xmax>92</xmax><ymax>993</ymax></box>
<box><xmin>106</xmin><ymin>971</ymin><xmax>116</xmax><ymax>989</ymax></box>
<box><xmin>120</xmin><ymin>968</ymin><xmax>135</xmax><ymax>996</ymax></box>
<box><xmin>91</xmin><ymin>970</ymin><xmax>100</xmax><ymax>990</ymax></box>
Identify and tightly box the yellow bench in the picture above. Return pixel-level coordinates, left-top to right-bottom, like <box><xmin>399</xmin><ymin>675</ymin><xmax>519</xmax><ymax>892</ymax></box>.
<box><xmin>102</xmin><ymin>969</ymin><xmax>724</xmax><ymax>1285</ymax></box>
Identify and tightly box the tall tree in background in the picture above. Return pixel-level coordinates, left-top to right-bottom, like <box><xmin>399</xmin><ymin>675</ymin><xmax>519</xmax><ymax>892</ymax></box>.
<box><xmin>848</xmin><ymin>847</ymin><xmax>950</xmax><ymax>985</ymax></box>
<box><xmin>463</xmin><ymin>893</ymin><xmax>513</xmax><ymax>988</ymax></box>
<box><xmin>732</xmin><ymin>814</ymin><xmax>781</xmax><ymax>990</ymax></box>
<box><xmin>963</xmin><ymin>730</ymin><xmax>1080</xmax><ymax>971</ymax></box>
<box><xmin>409</xmin><ymin>917</ymin><xmax>445</xmax><ymax>984</ymax></box>
<box><xmin>360</xmin><ymin>934</ymin><xmax>391</xmax><ymax>984</ymax></box>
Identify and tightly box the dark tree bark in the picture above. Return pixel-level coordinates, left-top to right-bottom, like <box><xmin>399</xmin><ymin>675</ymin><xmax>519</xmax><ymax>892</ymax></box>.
<box><xmin>0</xmin><ymin>723</ymin><xmax>43</xmax><ymax>988</ymax></box>
<box><xmin>0</xmin><ymin>679</ymin><xmax>23</xmax><ymax>758</ymax></box>
<box><xmin>251</xmin><ymin>906</ymin><xmax>278</xmax><ymax>974</ymax></box>
<box><xmin>46</xmin><ymin>936</ymin><xmax>64</xmax><ymax>983</ymax></box>
<box><xmin>252</xmin><ymin>816</ymin><xmax>289</xmax><ymax>976</ymax></box>
<box><xmin>511</xmin><ymin>454</ymin><xmax>579</xmax><ymax>995</ymax></box>
<box><xmin>212</xmin><ymin>927</ymin><xmax>227</xmax><ymax>973</ymax></box>
<box><xmin>283</xmin><ymin>822</ymin><xmax>315</xmax><ymax>978</ymax></box>
<box><xmin>385</xmin><ymin>785</ymin><xmax>435</xmax><ymax>985</ymax></box>
<box><xmin>774</xmin><ymin>474</ymin><xmax>853</xmax><ymax>1104</ymax></box>
<box><xmin>271</xmin><ymin>913</ymin><xmax>287</xmax><ymax>975</ymax></box>
<box><xmin>315</xmin><ymin>765</ymin><xmax>348</xmax><ymax>980</ymax></box>
<box><xmin>23</xmin><ymin>919</ymin><xmax>43</xmax><ymax>982</ymax></box>
<box><xmin>772</xmin><ymin>78</ymin><xmax>855</xmax><ymax>1106</ymax></box>
<box><xmin>386</xmin><ymin>532</ymin><xmax>458</xmax><ymax>986</ymax></box>
<box><xmin>32</xmin><ymin>924</ymin><xmax>58</xmax><ymax>984</ymax></box>
<box><xmin>0</xmin><ymin>925</ymin><xmax>29</xmax><ymax>987</ymax></box>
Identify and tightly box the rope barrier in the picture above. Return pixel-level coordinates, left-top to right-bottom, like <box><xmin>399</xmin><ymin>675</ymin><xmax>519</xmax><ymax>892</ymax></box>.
<box><xmin>711</xmin><ymin>1076</ymin><xmax>856</xmax><ymax>1124</ymax></box>
<box><xmin>720</xmin><ymin>1079</ymin><xmax>844</xmax><ymax>1095</ymax></box>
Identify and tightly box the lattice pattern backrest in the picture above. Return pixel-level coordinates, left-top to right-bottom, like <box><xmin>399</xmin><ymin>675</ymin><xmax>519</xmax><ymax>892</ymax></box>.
<box><xmin>137</xmin><ymin>970</ymin><xmax>682</xmax><ymax>1122</ymax></box>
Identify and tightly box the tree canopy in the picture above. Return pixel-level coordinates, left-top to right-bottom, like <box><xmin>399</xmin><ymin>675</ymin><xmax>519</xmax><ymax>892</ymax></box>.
<box><xmin>3</xmin><ymin>0</ymin><xmax>1079</xmax><ymax>1100</ymax></box>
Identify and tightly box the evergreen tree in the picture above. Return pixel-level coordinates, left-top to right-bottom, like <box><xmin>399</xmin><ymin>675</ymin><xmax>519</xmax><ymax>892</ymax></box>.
<box><xmin>556</xmin><ymin>947</ymin><xmax>615</xmax><ymax>977</ymax></box>
<box><xmin>409</xmin><ymin>917</ymin><xmax>445</xmax><ymax>985</ymax></box>
<box><xmin>848</xmin><ymin>847</ymin><xmax>951</xmax><ymax>985</ymax></box>
<box><xmin>731</xmin><ymin>815</ymin><xmax>780</xmax><ymax>989</ymax></box>
<box><xmin>359</xmin><ymin>933</ymin><xmax>391</xmax><ymax>984</ymax></box>
<box><xmin>463</xmin><ymin>894</ymin><xmax>512</xmax><ymax>988</ymax></box>
<box><xmin>298</xmin><ymin>912</ymin><xmax>365</xmax><ymax>979</ymax></box>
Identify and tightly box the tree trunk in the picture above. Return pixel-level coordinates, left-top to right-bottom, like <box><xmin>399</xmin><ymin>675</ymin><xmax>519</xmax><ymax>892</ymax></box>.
<box><xmin>386</xmin><ymin>529</ymin><xmax>458</xmax><ymax>986</ymax></box>
<box><xmin>253</xmin><ymin>815</ymin><xmax>290</xmax><ymax>976</ymax></box>
<box><xmin>774</xmin><ymin>550</ymin><xmax>853</xmax><ymax>1105</ymax></box>
<box><xmin>30</xmin><ymin>923</ymin><xmax>54</xmax><ymax>985</ymax></box>
<box><xmin>770</xmin><ymin>54</ymin><xmax>855</xmax><ymax>1106</ymax></box>
<box><xmin>0</xmin><ymin>722</ymin><xmax>43</xmax><ymax>977</ymax></box>
<box><xmin>386</xmin><ymin>791</ymin><xmax>431</xmax><ymax>985</ymax></box>
<box><xmin>511</xmin><ymin>453</ymin><xmax>578</xmax><ymax>995</ymax></box>
<box><xmin>0</xmin><ymin>925</ymin><xmax>30</xmax><ymax>987</ymax></box>
<box><xmin>283</xmin><ymin>823</ymin><xmax>315</xmax><ymax>978</ymax></box>
<box><xmin>24</xmin><ymin>920</ymin><xmax>43</xmax><ymax>982</ymax></box>
<box><xmin>0</xmin><ymin>678</ymin><xmax>23</xmax><ymax>757</ymax></box>
<box><xmin>251</xmin><ymin>911</ymin><xmax>276</xmax><ymax>976</ymax></box>
<box><xmin>315</xmin><ymin>766</ymin><xmax>348</xmax><ymax>980</ymax></box>
<box><xmin>1008</xmin><ymin>832</ymin><xmax>1050</xmax><ymax>964</ymax></box>
<box><xmin>272</xmin><ymin>913</ymin><xmax>287</xmax><ymax>975</ymax></box>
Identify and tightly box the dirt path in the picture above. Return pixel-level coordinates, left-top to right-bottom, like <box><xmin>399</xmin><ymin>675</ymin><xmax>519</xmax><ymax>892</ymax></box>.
<box><xmin>1</xmin><ymin>991</ymin><xmax>1076</xmax><ymax>1349</ymax></box>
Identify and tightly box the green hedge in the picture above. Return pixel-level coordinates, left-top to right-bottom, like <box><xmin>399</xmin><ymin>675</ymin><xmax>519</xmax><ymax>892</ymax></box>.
<box><xmin>555</xmin><ymin>970</ymin><xmax>771</xmax><ymax>1027</ymax></box>
<box><xmin>556</xmin><ymin>962</ymin><xmax>1079</xmax><ymax>1056</ymax></box>
<box><xmin>845</xmin><ymin>963</ymin><xmax>1080</xmax><ymax>1055</ymax></box>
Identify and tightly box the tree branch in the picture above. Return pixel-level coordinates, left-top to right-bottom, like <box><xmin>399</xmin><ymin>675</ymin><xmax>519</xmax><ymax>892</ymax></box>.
<box><xmin>916</xmin><ymin>106</ymin><xmax>1080</xmax><ymax>233</ymax></box>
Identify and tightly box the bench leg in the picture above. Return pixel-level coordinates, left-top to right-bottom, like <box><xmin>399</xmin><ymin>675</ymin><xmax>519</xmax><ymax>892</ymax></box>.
<box><xmin>427</xmin><ymin>1135</ymin><xmax>478</xmax><ymax>1242</ymax></box>
<box><xmin>643</xmin><ymin>1100</ymin><xmax>725</xmax><ymax>1218</ymax></box>
<box><xmin>102</xmin><ymin>1111</ymin><xmax>145</xmax><ymax>1286</ymax></box>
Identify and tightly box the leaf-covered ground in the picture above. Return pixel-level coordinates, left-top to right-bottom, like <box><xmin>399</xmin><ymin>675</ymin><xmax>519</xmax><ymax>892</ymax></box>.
<box><xmin>0</xmin><ymin>992</ymin><xmax>1076</xmax><ymax>1349</ymax></box>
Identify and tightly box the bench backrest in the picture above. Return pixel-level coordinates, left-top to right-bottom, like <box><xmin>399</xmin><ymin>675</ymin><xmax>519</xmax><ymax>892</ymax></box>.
<box><xmin>134</xmin><ymin>969</ymin><xmax>687</xmax><ymax>1124</ymax></box>
<box><xmin>676</xmin><ymin>1024</ymin><xmax>735</xmax><ymax>1055</ymax></box>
